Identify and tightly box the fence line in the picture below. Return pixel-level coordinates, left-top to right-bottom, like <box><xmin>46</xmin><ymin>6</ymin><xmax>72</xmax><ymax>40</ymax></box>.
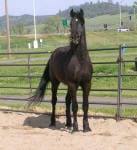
<box><xmin>0</xmin><ymin>45</ymin><xmax>137</xmax><ymax>119</ymax></box>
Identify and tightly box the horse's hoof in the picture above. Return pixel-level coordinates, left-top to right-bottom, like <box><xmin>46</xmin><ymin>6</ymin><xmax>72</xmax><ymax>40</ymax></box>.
<box><xmin>49</xmin><ymin>123</ymin><xmax>56</xmax><ymax>128</ymax></box>
<box><xmin>83</xmin><ymin>127</ymin><xmax>91</xmax><ymax>132</ymax></box>
<box><xmin>72</xmin><ymin>126</ymin><xmax>79</xmax><ymax>133</ymax></box>
<box><xmin>71</xmin><ymin>128</ymin><xmax>79</xmax><ymax>133</ymax></box>
<box><xmin>65</xmin><ymin>123</ymin><xmax>72</xmax><ymax>128</ymax></box>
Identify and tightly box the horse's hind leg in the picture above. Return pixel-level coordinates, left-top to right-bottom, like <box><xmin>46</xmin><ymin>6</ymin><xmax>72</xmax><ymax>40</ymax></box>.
<box><xmin>82</xmin><ymin>82</ymin><xmax>91</xmax><ymax>132</ymax></box>
<box><xmin>65</xmin><ymin>90</ymin><xmax>72</xmax><ymax>128</ymax></box>
<box><xmin>50</xmin><ymin>81</ymin><xmax>59</xmax><ymax>127</ymax></box>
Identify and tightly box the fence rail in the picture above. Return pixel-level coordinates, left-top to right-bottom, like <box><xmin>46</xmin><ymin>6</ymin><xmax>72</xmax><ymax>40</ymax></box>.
<box><xmin>0</xmin><ymin>45</ymin><xmax>137</xmax><ymax>119</ymax></box>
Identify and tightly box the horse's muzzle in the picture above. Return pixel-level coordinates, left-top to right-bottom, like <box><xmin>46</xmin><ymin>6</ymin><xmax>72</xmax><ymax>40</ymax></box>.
<box><xmin>71</xmin><ymin>35</ymin><xmax>81</xmax><ymax>45</ymax></box>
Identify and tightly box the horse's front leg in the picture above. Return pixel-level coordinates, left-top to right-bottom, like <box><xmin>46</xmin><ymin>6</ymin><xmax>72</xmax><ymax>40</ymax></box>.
<box><xmin>50</xmin><ymin>81</ymin><xmax>59</xmax><ymax>127</ymax></box>
<box><xmin>82</xmin><ymin>82</ymin><xmax>91</xmax><ymax>132</ymax></box>
<box><xmin>65</xmin><ymin>90</ymin><xmax>72</xmax><ymax>128</ymax></box>
<box><xmin>69</xmin><ymin>84</ymin><xmax>78</xmax><ymax>132</ymax></box>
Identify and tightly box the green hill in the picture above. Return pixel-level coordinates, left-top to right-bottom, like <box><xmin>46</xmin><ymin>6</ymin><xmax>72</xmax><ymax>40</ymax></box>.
<box><xmin>0</xmin><ymin>1</ymin><xmax>133</xmax><ymax>34</ymax></box>
<box><xmin>57</xmin><ymin>1</ymin><xmax>132</xmax><ymax>18</ymax></box>
<box><xmin>85</xmin><ymin>13</ymin><xmax>132</xmax><ymax>31</ymax></box>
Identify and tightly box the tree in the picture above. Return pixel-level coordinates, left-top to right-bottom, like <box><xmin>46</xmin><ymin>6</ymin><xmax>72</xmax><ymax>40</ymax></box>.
<box><xmin>43</xmin><ymin>16</ymin><xmax>63</xmax><ymax>33</ymax></box>
<box><xmin>16</xmin><ymin>24</ymin><xmax>24</xmax><ymax>34</ymax></box>
<box><xmin>134</xmin><ymin>1</ymin><xmax>137</xmax><ymax>6</ymax></box>
<box><xmin>10</xmin><ymin>24</ymin><xmax>24</xmax><ymax>35</ymax></box>
<box><xmin>108</xmin><ymin>0</ymin><xmax>113</xmax><ymax>3</ymax></box>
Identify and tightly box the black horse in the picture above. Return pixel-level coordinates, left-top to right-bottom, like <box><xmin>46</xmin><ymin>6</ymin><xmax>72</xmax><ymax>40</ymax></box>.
<box><xmin>29</xmin><ymin>9</ymin><xmax>93</xmax><ymax>132</ymax></box>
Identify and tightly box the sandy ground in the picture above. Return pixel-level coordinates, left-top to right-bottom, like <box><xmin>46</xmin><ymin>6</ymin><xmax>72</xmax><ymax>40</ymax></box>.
<box><xmin>0</xmin><ymin>111</ymin><xmax>137</xmax><ymax>150</ymax></box>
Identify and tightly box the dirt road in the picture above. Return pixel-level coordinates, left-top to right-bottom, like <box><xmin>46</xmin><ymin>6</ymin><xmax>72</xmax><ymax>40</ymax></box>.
<box><xmin>0</xmin><ymin>111</ymin><xmax>137</xmax><ymax>150</ymax></box>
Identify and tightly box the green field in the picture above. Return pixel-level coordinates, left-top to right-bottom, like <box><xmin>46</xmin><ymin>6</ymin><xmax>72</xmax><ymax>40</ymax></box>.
<box><xmin>0</xmin><ymin>31</ymin><xmax>137</xmax><ymax>97</ymax></box>
<box><xmin>1</xmin><ymin>29</ymin><xmax>137</xmax><ymax>50</ymax></box>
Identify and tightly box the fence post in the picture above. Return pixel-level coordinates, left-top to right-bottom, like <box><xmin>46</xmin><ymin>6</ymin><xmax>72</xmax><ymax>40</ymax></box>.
<box><xmin>135</xmin><ymin>57</ymin><xmax>137</xmax><ymax>71</ymax></box>
<box><xmin>27</xmin><ymin>53</ymin><xmax>32</xmax><ymax>94</ymax></box>
<box><xmin>117</xmin><ymin>45</ymin><xmax>123</xmax><ymax>121</ymax></box>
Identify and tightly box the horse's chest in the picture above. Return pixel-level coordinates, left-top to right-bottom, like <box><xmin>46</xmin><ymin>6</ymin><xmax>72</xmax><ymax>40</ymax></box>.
<box><xmin>67</xmin><ymin>59</ymin><xmax>89</xmax><ymax>79</ymax></box>
<box><xmin>67</xmin><ymin>58</ymin><xmax>80</xmax><ymax>72</ymax></box>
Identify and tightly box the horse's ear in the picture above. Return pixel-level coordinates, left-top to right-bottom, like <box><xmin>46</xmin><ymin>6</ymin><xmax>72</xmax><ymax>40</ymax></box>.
<box><xmin>70</xmin><ymin>9</ymin><xmax>75</xmax><ymax>17</ymax></box>
<box><xmin>80</xmin><ymin>9</ymin><xmax>84</xmax><ymax>17</ymax></box>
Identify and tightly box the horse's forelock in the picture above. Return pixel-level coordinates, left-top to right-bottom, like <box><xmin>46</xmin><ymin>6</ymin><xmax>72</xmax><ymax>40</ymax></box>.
<box><xmin>70</xmin><ymin>9</ymin><xmax>85</xmax><ymax>25</ymax></box>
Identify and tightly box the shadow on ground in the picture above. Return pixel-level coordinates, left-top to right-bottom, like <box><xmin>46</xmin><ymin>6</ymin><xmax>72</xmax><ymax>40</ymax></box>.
<box><xmin>23</xmin><ymin>114</ymin><xmax>66</xmax><ymax>130</ymax></box>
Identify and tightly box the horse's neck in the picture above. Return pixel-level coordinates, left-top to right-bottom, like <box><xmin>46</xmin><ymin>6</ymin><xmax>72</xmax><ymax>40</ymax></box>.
<box><xmin>79</xmin><ymin>34</ymin><xmax>87</xmax><ymax>50</ymax></box>
<box><xmin>75</xmin><ymin>34</ymin><xmax>88</xmax><ymax>56</ymax></box>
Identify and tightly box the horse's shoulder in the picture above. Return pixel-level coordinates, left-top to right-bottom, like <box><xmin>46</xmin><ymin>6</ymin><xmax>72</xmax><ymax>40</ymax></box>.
<box><xmin>55</xmin><ymin>46</ymin><xmax>70</xmax><ymax>53</ymax></box>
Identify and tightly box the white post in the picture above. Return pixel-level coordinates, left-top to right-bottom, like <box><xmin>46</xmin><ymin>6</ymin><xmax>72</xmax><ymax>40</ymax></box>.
<box><xmin>33</xmin><ymin>0</ymin><xmax>38</xmax><ymax>48</ymax></box>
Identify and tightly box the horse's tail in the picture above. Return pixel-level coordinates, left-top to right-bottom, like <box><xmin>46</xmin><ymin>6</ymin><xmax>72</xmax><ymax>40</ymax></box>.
<box><xmin>28</xmin><ymin>61</ymin><xmax>50</xmax><ymax>106</ymax></box>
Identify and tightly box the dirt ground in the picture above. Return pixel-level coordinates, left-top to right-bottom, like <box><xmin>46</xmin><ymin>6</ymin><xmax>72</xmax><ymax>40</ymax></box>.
<box><xmin>0</xmin><ymin>111</ymin><xmax>137</xmax><ymax>150</ymax></box>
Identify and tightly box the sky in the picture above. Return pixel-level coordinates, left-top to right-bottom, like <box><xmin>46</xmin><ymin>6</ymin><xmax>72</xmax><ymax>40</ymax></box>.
<box><xmin>0</xmin><ymin>0</ymin><xmax>135</xmax><ymax>16</ymax></box>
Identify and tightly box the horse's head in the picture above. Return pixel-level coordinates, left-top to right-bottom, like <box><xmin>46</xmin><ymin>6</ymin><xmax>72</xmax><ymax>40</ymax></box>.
<box><xmin>70</xmin><ymin>9</ymin><xmax>85</xmax><ymax>45</ymax></box>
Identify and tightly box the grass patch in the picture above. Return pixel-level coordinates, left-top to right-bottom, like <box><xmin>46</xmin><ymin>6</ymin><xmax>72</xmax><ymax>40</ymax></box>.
<box><xmin>121</xmin><ymin>108</ymin><xmax>137</xmax><ymax>118</ymax></box>
<box><xmin>1</xmin><ymin>102</ymin><xmax>137</xmax><ymax>119</ymax></box>
<box><xmin>0</xmin><ymin>31</ymin><xmax>137</xmax><ymax>97</ymax></box>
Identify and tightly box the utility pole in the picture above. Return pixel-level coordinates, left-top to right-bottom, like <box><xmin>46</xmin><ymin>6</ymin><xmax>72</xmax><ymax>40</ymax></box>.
<box><xmin>134</xmin><ymin>7</ymin><xmax>136</xmax><ymax>31</ymax></box>
<box><xmin>133</xmin><ymin>1</ymin><xmax>137</xmax><ymax>31</ymax></box>
<box><xmin>5</xmin><ymin>0</ymin><xmax>11</xmax><ymax>59</ymax></box>
<box><xmin>119</xmin><ymin>5</ymin><xmax>122</xmax><ymax>28</ymax></box>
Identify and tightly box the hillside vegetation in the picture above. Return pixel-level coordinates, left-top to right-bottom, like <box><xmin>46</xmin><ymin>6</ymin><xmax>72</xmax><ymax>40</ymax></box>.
<box><xmin>0</xmin><ymin>1</ymin><xmax>133</xmax><ymax>34</ymax></box>
<box><xmin>58</xmin><ymin>1</ymin><xmax>132</xmax><ymax>18</ymax></box>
